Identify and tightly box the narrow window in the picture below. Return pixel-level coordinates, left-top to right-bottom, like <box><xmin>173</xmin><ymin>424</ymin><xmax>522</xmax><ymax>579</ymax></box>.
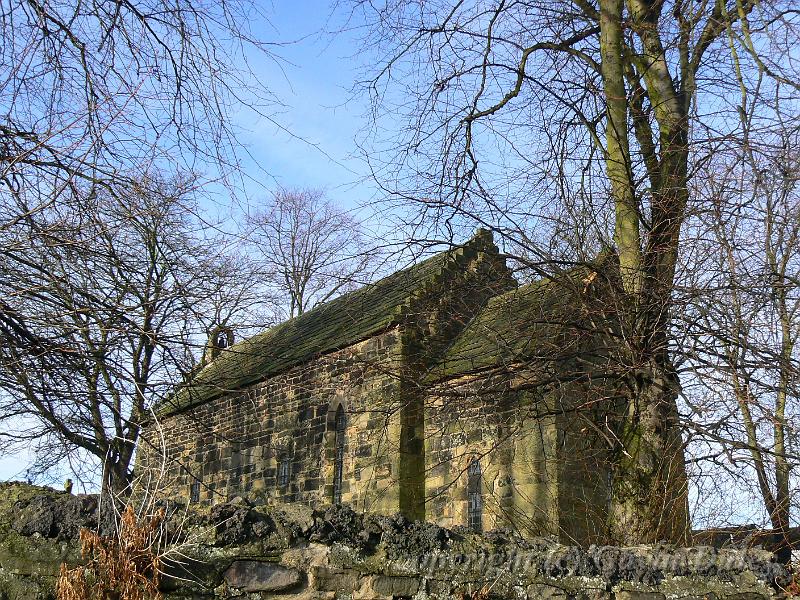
<box><xmin>189</xmin><ymin>481</ymin><xmax>200</xmax><ymax>504</ymax></box>
<box><xmin>333</xmin><ymin>405</ymin><xmax>346</xmax><ymax>504</ymax></box>
<box><xmin>278</xmin><ymin>456</ymin><xmax>290</xmax><ymax>488</ymax></box>
<box><xmin>467</xmin><ymin>459</ymin><xmax>482</xmax><ymax>532</ymax></box>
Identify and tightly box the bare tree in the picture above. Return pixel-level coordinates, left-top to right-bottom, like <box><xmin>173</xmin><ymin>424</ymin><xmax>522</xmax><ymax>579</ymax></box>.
<box><xmin>347</xmin><ymin>0</ymin><xmax>800</xmax><ymax>543</ymax></box>
<box><xmin>0</xmin><ymin>175</ymin><xmax>262</xmax><ymax>492</ymax></box>
<box><xmin>247</xmin><ymin>188</ymin><xmax>374</xmax><ymax>319</ymax></box>
<box><xmin>0</xmin><ymin>0</ymin><xmax>285</xmax><ymax>491</ymax></box>
<box><xmin>0</xmin><ymin>0</ymin><xmax>275</xmax><ymax>200</ymax></box>
<box><xmin>679</xmin><ymin>135</ymin><xmax>800</xmax><ymax>561</ymax></box>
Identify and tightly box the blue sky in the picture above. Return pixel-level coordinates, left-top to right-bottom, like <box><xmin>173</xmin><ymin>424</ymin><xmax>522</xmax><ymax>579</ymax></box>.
<box><xmin>233</xmin><ymin>2</ymin><xmax>376</xmax><ymax>210</ymax></box>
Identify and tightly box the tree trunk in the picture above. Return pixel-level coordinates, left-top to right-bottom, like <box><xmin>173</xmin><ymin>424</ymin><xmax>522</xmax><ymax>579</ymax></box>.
<box><xmin>103</xmin><ymin>455</ymin><xmax>133</xmax><ymax>499</ymax></box>
<box><xmin>610</xmin><ymin>360</ymin><xmax>690</xmax><ymax>544</ymax></box>
<box><xmin>598</xmin><ymin>0</ymin><xmax>690</xmax><ymax>544</ymax></box>
<box><xmin>600</xmin><ymin>0</ymin><xmax>641</xmax><ymax>296</ymax></box>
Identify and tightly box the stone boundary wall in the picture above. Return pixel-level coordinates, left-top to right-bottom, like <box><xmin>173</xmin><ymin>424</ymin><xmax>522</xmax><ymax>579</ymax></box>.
<box><xmin>0</xmin><ymin>483</ymin><xmax>792</xmax><ymax>599</ymax></box>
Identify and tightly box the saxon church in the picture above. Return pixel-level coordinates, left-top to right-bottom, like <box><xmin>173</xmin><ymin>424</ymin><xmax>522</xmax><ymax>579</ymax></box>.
<box><xmin>138</xmin><ymin>230</ymin><xmax>619</xmax><ymax>544</ymax></box>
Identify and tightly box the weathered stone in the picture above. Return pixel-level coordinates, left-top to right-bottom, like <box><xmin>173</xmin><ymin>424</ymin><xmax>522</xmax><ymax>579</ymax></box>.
<box><xmin>309</xmin><ymin>566</ymin><xmax>362</xmax><ymax>592</ymax></box>
<box><xmin>0</xmin><ymin>483</ymin><xmax>787</xmax><ymax>600</ymax></box>
<box><xmin>526</xmin><ymin>583</ymin><xmax>570</xmax><ymax>598</ymax></box>
<box><xmin>577</xmin><ymin>591</ymin><xmax>612</xmax><ymax>600</ymax></box>
<box><xmin>614</xmin><ymin>592</ymin><xmax>665</xmax><ymax>600</ymax></box>
<box><xmin>369</xmin><ymin>575</ymin><xmax>419</xmax><ymax>597</ymax></box>
<box><xmin>278</xmin><ymin>503</ymin><xmax>315</xmax><ymax>533</ymax></box>
<box><xmin>223</xmin><ymin>560</ymin><xmax>301</xmax><ymax>592</ymax></box>
<box><xmin>424</xmin><ymin>578</ymin><xmax>454</xmax><ymax>597</ymax></box>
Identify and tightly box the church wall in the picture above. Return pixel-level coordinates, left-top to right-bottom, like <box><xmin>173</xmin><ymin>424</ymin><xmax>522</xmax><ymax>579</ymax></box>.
<box><xmin>551</xmin><ymin>379</ymin><xmax>615</xmax><ymax>545</ymax></box>
<box><xmin>424</xmin><ymin>371</ymin><xmax>612</xmax><ymax>545</ymax></box>
<box><xmin>395</xmin><ymin>246</ymin><xmax>517</xmax><ymax>521</ymax></box>
<box><xmin>137</xmin><ymin>328</ymin><xmax>406</xmax><ymax>514</ymax></box>
<box><xmin>424</xmin><ymin>373</ymin><xmax>559</xmax><ymax>537</ymax></box>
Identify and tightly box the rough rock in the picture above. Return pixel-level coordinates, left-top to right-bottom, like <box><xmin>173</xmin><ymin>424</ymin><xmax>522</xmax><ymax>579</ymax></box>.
<box><xmin>0</xmin><ymin>482</ymin><xmax>789</xmax><ymax>600</ymax></box>
<box><xmin>374</xmin><ymin>513</ymin><xmax>452</xmax><ymax>559</ymax></box>
<box><xmin>222</xmin><ymin>560</ymin><xmax>302</xmax><ymax>592</ymax></box>
<box><xmin>208</xmin><ymin>501</ymin><xmax>275</xmax><ymax>545</ymax></box>
<box><xmin>11</xmin><ymin>492</ymin><xmax>113</xmax><ymax>540</ymax></box>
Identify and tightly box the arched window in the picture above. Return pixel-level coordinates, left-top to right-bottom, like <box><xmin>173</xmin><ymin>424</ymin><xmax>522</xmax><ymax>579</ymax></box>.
<box><xmin>333</xmin><ymin>405</ymin><xmax>346</xmax><ymax>504</ymax></box>
<box><xmin>467</xmin><ymin>458</ymin><xmax>482</xmax><ymax>532</ymax></box>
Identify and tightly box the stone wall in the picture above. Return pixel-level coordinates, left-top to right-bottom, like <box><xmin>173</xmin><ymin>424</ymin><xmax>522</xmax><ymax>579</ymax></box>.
<box><xmin>426</xmin><ymin>374</ymin><xmax>529</xmax><ymax>535</ymax></box>
<box><xmin>0</xmin><ymin>484</ymin><xmax>791</xmax><ymax>600</ymax></box>
<box><xmin>425</xmin><ymin>370</ymin><xmax>616</xmax><ymax>545</ymax></box>
<box><xmin>138</xmin><ymin>329</ymin><xmax>407</xmax><ymax>515</ymax></box>
<box><xmin>392</xmin><ymin>245</ymin><xmax>516</xmax><ymax>521</ymax></box>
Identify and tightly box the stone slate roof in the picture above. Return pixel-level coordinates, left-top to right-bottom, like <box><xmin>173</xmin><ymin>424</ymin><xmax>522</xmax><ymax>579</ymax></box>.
<box><xmin>435</xmin><ymin>260</ymin><xmax>608</xmax><ymax>379</ymax></box>
<box><xmin>160</xmin><ymin>232</ymin><xmax>495</xmax><ymax>415</ymax></box>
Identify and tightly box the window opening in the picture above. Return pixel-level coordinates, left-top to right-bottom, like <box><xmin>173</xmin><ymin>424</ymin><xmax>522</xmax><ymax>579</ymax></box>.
<box><xmin>333</xmin><ymin>405</ymin><xmax>346</xmax><ymax>504</ymax></box>
<box><xmin>189</xmin><ymin>481</ymin><xmax>200</xmax><ymax>504</ymax></box>
<box><xmin>467</xmin><ymin>458</ymin><xmax>482</xmax><ymax>532</ymax></box>
<box><xmin>278</xmin><ymin>455</ymin><xmax>290</xmax><ymax>488</ymax></box>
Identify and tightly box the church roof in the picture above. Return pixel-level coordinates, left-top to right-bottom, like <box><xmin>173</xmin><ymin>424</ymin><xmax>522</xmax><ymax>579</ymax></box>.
<box><xmin>435</xmin><ymin>256</ymin><xmax>612</xmax><ymax>379</ymax></box>
<box><xmin>159</xmin><ymin>231</ymin><xmax>497</xmax><ymax>415</ymax></box>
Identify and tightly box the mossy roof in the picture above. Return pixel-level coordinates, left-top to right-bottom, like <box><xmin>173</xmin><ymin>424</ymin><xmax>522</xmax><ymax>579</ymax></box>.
<box><xmin>435</xmin><ymin>267</ymin><xmax>590</xmax><ymax>379</ymax></box>
<box><xmin>160</xmin><ymin>249</ymin><xmax>455</xmax><ymax>415</ymax></box>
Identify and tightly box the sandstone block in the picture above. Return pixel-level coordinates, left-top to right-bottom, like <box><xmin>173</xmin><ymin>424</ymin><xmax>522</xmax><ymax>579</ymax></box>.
<box><xmin>223</xmin><ymin>560</ymin><xmax>301</xmax><ymax>592</ymax></box>
<box><xmin>309</xmin><ymin>566</ymin><xmax>361</xmax><ymax>592</ymax></box>
<box><xmin>614</xmin><ymin>592</ymin><xmax>665</xmax><ymax>600</ymax></box>
<box><xmin>369</xmin><ymin>575</ymin><xmax>419</xmax><ymax>597</ymax></box>
<box><xmin>526</xmin><ymin>583</ymin><xmax>570</xmax><ymax>599</ymax></box>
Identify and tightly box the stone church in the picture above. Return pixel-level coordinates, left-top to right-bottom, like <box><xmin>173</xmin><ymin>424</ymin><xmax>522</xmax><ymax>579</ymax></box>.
<box><xmin>138</xmin><ymin>230</ymin><xmax>620</xmax><ymax>544</ymax></box>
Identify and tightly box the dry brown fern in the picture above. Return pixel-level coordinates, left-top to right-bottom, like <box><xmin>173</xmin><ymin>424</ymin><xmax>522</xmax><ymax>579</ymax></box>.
<box><xmin>57</xmin><ymin>505</ymin><xmax>165</xmax><ymax>600</ymax></box>
<box><xmin>786</xmin><ymin>573</ymin><xmax>800</xmax><ymax>597</ymax></box>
